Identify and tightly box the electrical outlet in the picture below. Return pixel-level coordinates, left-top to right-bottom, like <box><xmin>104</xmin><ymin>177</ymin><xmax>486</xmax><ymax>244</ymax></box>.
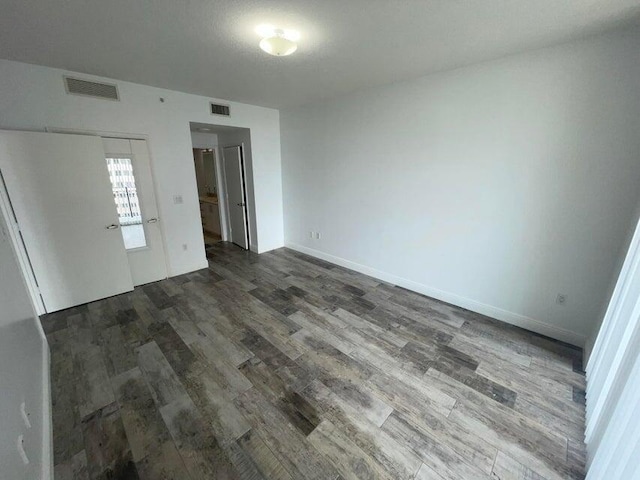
<box><xmin>315</xmin><ymin>232</ymin><xmax>321</xmax><ymax>240</ymax></box>
<box><xmin>182</xmin><ymin>243</ymin><xmax>188</xmax><ymax>251</ymax></box>
<box><xmin>309</xmin><ymin>231</ymin><xmax>314</xmax><ymax>239</ymax></box>
<box><xmin>173</xmin><ymin>195</ymin><xmax>183</xmax><ymax>205</ymax></box>
<box><xmin>556</xmin><ymin>294</ymin><xmax>567</xmax><ymax>305</ymax></box>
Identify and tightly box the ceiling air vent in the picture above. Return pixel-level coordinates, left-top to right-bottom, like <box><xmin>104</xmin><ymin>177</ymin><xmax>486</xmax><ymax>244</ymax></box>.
<box><xmin>63</xmin><ymin>76</ymin><xmax>120</xmax><ymax>101</ymax></box>
<box><xmin>210</xmin><ymin>102</ymin><xmax>230</xmax><ymax>117</ymax></box>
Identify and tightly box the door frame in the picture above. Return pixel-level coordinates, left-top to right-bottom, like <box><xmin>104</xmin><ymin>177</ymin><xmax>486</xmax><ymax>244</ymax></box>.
<box><xmin>212</xmin><ymin>147</ymin><xmax>229</xmax><ymax>242</ymax></box>
<box><xmin>45</xmin><ymin>126</ymin><xmax>170</xmax><ymax>280</ymax></box>
<box><xmin>222</xmin><ymin>144</ymin><xmax>251</xmax><ymax>250</ymax></box>
<box><xmin>0</xmin><ymin>169</ymin><xmax>46</xmax><ymax>314</ymax></box>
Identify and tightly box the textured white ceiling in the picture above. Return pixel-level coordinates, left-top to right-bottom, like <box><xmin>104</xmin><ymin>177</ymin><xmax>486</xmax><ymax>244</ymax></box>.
<box><xmin>0</xmin><ymin>0</ymin><xmax>639</xmax><ymax>108</ymax></box>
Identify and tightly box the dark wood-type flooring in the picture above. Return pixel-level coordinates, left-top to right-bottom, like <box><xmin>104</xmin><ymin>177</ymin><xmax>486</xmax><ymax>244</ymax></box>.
<box><xmin>43</xmin><ymin>243</ymin><xmax>587</xmax><ymax>480</ymax></box>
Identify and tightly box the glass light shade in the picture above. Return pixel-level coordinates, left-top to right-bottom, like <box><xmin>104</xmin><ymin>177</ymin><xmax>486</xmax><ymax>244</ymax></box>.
<box><xmin>259</xmin><ymin>36</ymin><xmax>298</xmax><ymax>56</ymax></box>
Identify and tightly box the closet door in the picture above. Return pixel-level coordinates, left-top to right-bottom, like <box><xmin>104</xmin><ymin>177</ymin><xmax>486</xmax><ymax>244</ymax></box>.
<box><xmin>102</xmin><ymin>138</ymin><xmax>168</xmax><ymax>286</ymax></box>
<box><xmin>0</xmin><ymin>131</ymin><xmax>133</xmax><ymax>312</ymax></box>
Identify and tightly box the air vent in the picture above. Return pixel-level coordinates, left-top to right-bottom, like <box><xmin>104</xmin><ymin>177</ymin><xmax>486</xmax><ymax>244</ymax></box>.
<box><xmin>63</xmin><ymin>76</ymin><xmax>120</xmax><ymax>101</ymax></box>
<box><xmin>210</xmin><ymin>102</ymin><xmax>230</xmax><ymax>116</ymax></box>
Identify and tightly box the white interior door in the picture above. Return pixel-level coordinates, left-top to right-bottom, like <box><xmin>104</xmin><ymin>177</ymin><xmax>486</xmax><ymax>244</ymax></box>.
<box><xmin>0</xmin><ymin>130</ymin><xmax>134</xmax><ymax>312</ymax></box>
<box><xmin>102</xmin><ymin>138</ymin><xmax>168</xmax><ymax>286</ymax></box>
<box><xmin>223</xmin><ymin>146</ymin><xmax>249</xmax><ymax>249</ymax></box>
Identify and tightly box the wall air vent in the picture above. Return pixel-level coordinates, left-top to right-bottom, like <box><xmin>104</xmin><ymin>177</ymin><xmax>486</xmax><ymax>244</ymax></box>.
<box><xmin>210</xmin><ymin>102</ymin><xmax>231</xmax><ymax>116</ymax></box>
<box><xmin>63</xmin><ymin>76</ymin><xmax>120</xmax><ymax>101</ymax></box>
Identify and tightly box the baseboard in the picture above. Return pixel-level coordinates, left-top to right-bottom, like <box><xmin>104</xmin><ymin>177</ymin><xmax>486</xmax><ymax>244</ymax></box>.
<box><xmin>37</xmin><ymin>318</ymin><xmax>53</xmax><ymax>480</ymax></box>
<box><xmin>170</xmin><ymin>258</ymin><xmax>210</xmax><ymax>277</ymax></box>
<box><xmin>285</xmin><ymin>242</ymin><xmax>586</xmax><ymax>347</ymax></box>
<box><xmin>257</xmin><ymin>241</ymin><xmax>285</xmax><ymax>254</ymax></box>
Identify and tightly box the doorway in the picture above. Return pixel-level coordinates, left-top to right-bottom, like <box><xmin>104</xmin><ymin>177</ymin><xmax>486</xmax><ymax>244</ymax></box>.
<box><xmin>190</xmin><ymin>123</ymin><xmax>254</xmax><ymax>252</ymax></box>
<box><xmin>193</xmin><ymin>147</ymin><xmax>223</xmax><ymax>245</ymax></box>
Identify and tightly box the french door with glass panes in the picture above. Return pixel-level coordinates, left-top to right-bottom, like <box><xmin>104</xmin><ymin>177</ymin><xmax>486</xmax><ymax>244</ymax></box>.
<box><xmin>102</xmin><ymin>138</ymin><xmax>167</xmax><ymax>286</ymax></box>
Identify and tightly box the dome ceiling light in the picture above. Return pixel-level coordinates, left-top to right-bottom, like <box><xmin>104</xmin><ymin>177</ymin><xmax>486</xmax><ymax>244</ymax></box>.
<box><xmin>256</xmin><ymin>25</ymin><xmax>300</xmax><ymax>57</ymax></box>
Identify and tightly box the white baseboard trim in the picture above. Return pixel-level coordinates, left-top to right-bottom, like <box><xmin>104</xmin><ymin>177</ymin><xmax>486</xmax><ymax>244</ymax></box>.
<box><xmin>285</xmin><ymin>242</ymin><xmax>586</xmax><ymax>347</ymax></box>
<box><xmin>170</xmin><ymin>259</ymin><xmax>210</xmax><ymax>278</ymax></box>
<box><xmin>257</xmin><ymin>242</ymin><xmax>285</xmax><ymax>254</ymax></box>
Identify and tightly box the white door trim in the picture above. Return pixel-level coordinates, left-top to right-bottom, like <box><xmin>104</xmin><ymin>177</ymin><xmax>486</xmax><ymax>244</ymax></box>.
<box><xmin>212</xmin><ymin>147</ymin><xmax>230</xmax><ymax>242</ymax></box>
<box><xmin>586</xmin><ymin>214</ymin><xmax>640</xmax><ymax>476</ymax></box>
<box><xmin>0</xmin><ymin>169</ymin><xmax>46</xmax><ymax>314</ymax></box>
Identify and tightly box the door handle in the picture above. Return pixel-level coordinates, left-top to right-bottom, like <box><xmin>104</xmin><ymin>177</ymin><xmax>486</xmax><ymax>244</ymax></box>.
<box><xmin>105</xmin><ymin>224</ymin><xmax>119</xmax><ymax>230</ymax></box>
<box><xmin>147</xmin><ymin>218</ymin><xmax>158</xmax><ymax>223</ymax></box>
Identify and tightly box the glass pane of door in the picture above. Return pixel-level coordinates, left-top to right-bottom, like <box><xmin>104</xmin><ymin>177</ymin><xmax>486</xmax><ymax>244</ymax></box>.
<box><xmin>105</xmin><ymin>157</ymin><xmax>147</xmax><ymax>249</ymax></box>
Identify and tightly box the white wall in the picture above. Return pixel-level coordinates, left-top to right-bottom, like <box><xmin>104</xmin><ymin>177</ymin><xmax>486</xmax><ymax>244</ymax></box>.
<box><xmin>280</xmin><ymin>28</ymin><xmax>640</xmax><ymax>345</ymax></box>
<box><xmin>190</xmin><ymin>131</ymin><xmax>218</xmax><ymax>149</ymax></box>
<box><xmin>0</xmin><ymin>59</ymin><xmax>284</xmax><ymax>279</ymax></box>
<box><xmin>0</xmin><ymin>210</ymin><xmax>51</xmax><ymax>479</ymax></box>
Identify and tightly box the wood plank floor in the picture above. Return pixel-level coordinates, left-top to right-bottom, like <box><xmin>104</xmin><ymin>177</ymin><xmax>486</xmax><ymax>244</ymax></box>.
<box><xmin>43</xmin><ymin>243</ymin><xmax>587</xmax><ymax>480</ymax></box>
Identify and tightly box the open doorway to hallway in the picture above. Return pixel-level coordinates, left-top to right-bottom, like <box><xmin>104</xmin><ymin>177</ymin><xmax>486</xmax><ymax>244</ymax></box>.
<box><xmin>193</xmin><ymin>147</ymin><xmax>223</xmax><ymax>245</ymax></box>
<box><xmin>190</xmin><ymin>123</ymin><xmax>253</xmax><ymax>252</ymax></box>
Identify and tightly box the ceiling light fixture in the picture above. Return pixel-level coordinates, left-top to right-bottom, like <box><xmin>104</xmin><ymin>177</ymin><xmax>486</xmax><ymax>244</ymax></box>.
<box><xmin>257</xmin><ymin>26</ymin><xmax>299</xmax><ymax>57</ymax></box>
